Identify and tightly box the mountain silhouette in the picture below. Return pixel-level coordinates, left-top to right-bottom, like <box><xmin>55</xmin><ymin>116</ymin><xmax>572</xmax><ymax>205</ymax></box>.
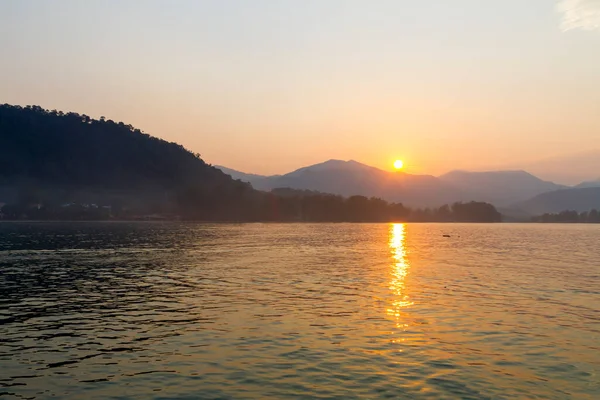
<box><xmin>512</xmin><ymin>187</ymin><xmax>600</xmax><ymax>214</ymax></box>
<box><xmin>575</xmin><ymin>178</ymin><xmax>600</xmax><ymax>189</ymax></box>
<box><xmin>519</xmin><ymin>150</ymin><xmax>600</xmax><ymax>185</ymax></box>
<box><xmin>439</xmin><ymin>170</ymin><xmax>566</xmax><ymax>206</ymax></box>
<box><xmin>267</xmin><ymin>160</ymin><xmax>476</xmax><ymax>207</ymax></box>
<box><xmin>218</xmin><ymin>161</ymin><xmax>568</xmax><ymax>208</ymax></box>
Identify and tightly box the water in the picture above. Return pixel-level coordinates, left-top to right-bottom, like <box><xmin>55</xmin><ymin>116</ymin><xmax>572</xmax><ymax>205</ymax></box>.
<box><xmin>0</xmin><ymin>222</ymin><xmax>599</xmax><ymax>399</ymax></box>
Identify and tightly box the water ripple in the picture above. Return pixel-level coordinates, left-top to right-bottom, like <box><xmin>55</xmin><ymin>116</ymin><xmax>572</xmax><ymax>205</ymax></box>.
<box><xmin>0</xmin><ymin>222</ymin><xmax>599</xmax><ymax>399</ymax></box>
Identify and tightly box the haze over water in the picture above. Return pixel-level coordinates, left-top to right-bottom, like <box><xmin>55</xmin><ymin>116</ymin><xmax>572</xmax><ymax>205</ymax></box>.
<box><xmin>1</xmin><ymin>222</ymin><xmax>598</xmax><ymax>399</ymax></box>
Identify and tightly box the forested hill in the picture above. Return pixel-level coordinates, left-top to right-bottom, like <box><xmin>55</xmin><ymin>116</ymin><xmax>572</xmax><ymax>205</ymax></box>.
<box><xmin>0</xmin><ymin>104</ymin><xmax>257</xmax><ymax>219</ymax></box>
<box><xmin>1</xmin><ymin>104</ymin><xmax>228</xmax><ymax>189</ymax></box>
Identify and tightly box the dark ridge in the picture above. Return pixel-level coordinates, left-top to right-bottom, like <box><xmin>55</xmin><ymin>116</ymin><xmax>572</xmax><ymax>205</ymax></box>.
<box><xmin>0</xmin><ymin>104</ymin><xmax>259</xmax><ymax>220</ymax></box>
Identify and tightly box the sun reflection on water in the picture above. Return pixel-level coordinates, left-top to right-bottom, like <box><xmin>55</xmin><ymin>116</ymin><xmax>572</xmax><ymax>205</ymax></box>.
<box><xmin>388</xmin><ymin>223</ymin><xmax>413</xmax><ymax>326</ymax></box>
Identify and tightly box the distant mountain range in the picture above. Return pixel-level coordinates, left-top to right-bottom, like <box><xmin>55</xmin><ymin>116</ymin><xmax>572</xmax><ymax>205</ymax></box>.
<box><xmin>518</xmin><ymin>150</ymin><xmax>600</xmax><ymax>185</ymax></box>
<box><xmin>220</xmin><ymin>160</ymin><xmax>468</xmax><ymax>208</ymax></box>
<box><xmin>438</xmin><ymin>170</ymin><xmax>565</xmax><ymax>206</ymax></box>
<box><xmin>574</xmin><ymin>178</ymin><xmax>600</xmax><ymax>189</ymax></box>
<box><xmin>514</xmin><ymin>187</ymin><xmax>600</xmax><ymax>214</ymax></box>
<box><xmin>216</xmin><ymin>160</ymin><xmax>598</xmax><ymax>215</ymax></box>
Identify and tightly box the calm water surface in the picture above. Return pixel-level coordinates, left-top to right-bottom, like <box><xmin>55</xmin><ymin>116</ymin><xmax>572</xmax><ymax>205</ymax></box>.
<box><xmin>0</xmin><ymin>222</ymin><xmax>599</xmax><ymax>399</ymax></box>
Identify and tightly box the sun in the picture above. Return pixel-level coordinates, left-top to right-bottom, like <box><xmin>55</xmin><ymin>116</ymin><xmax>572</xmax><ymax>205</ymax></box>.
<box><xmin>393</xmin><ymin>160</ymin><xmax>404</xmax><ymax>170</ymax></box>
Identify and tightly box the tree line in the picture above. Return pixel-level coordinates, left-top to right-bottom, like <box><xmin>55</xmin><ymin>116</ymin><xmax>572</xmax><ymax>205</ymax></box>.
<box><xmin>1</xmin><ymin>187</ymin><xmax>503</xmax><ymax>223</ymax></box>
<box><xmin>258</xmin><ymin>190</ymin><xmax>502</xmax><ymax>222</ymax></box>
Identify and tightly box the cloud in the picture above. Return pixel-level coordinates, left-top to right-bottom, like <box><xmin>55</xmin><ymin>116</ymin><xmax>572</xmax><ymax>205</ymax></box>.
<box><xmin>557</xmin><ymin>0</ymin><xmax>600</xmax><ymax>31</ymax></box>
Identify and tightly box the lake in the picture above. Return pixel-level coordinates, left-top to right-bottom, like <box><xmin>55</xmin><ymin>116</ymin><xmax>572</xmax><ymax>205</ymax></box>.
<box><xmin>0</xmin><ymin>222</ymin><xmax>599</xmax><ymax>399</ymax></box>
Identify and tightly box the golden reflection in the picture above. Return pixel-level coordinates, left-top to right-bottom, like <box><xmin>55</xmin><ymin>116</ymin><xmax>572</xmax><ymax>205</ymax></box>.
<box><xmin>387</xmin><ymin>223</ymin><xmax>413</xmax><ymax>327</ymax></box>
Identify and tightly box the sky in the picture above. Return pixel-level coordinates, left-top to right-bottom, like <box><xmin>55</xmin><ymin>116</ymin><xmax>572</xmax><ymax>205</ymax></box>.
<box><xmin>1</xmin><ymin>0</ymin><xmax>599</xmax><ymax>181</ymax></box>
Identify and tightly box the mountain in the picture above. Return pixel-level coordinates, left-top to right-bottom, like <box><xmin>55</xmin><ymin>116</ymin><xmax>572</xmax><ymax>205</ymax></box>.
<box><xmin>0</xmin><ymin>104</ymin><xmax>258</xmax><ymax>220</ymax></box>
<box><xmin>575</xmin><ymin>178</ymin><xmax>600</xmax><ymax>189</ymax></box>
<box><xmin>225</xmin><ymin>159</ymin><xmax>473</xmax><ymax>207</ymax></box>
<box><xmin>513</xmin><ymin>187</ymin><xmax>600</xmax><ymax>214</ymax></box>
<box><xmin>519</xmin><ymin>150</ymin><xmax>600</xmax><ymax>185</ymax></box>
<box><xmin>439</xmin><ymin>170</ymin><xmax>566</xmax><ymax>206</ymax></box>
<box><xmin>217</xmin><ymin>161</ymin><xmax>567</xmax><ymax>208</ymax></box>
